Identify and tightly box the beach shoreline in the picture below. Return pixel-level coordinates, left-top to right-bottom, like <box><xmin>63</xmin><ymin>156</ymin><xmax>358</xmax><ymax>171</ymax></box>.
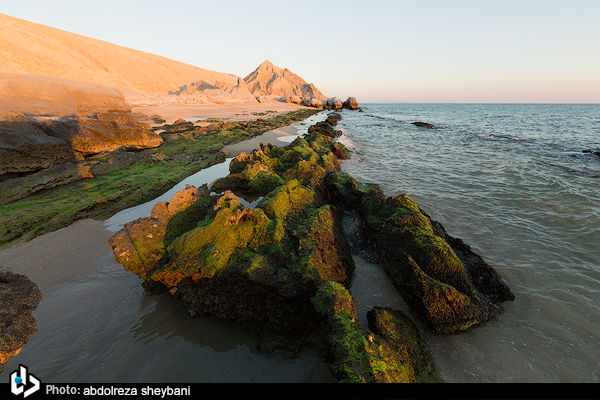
<box><xmin>132</xmin><ymin>102</ymin><xmax>313</xmax><ymax>125</ymax></box>
<box><xmin>0</xmin><ymin>103</ymin><xmax>324</xmax><ymax>277</ymax></box>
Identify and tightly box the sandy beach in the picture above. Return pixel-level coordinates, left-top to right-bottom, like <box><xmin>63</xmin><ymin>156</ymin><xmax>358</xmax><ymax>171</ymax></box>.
<box><xmin>132</xmin><ymin>102</ymin><xmax>312</xmax><ymax>125</ymax></box>
<box><xmin>0</xmin><ymin>219</ymin><xmax>113</xmax><ymax>293</ymax></box>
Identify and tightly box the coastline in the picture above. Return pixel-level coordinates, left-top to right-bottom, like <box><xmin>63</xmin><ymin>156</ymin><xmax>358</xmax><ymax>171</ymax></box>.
<box><xmin>0</xmin><ymin>106</ymin><xmax>340</xmax><ymax>383</ymax></box>
<box><xmin>0</xmin><ymin>104</ymin><xmax>322</xmax><ymax>283</ymax></box>
<box><xmin>132</xmin><ymin>102</ymin><xmax>312</xmax><ymax>125</ymax></box>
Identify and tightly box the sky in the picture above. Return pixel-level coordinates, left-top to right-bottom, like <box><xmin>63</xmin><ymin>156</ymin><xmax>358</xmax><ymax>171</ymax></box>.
<box><xmin>2</xmin><ymin>0</ymin><xmax>600</xmax><ymax>103</ymax></box>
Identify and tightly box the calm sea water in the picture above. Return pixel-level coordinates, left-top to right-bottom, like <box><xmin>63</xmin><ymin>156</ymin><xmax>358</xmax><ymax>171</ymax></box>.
<box><xmin>340</xmin><ymin>103</ymin><xmax>600</xmax><ymax>382</ymax></box>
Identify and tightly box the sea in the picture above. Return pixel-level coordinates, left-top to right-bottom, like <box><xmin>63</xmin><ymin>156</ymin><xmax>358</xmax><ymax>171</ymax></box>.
<box><xmin>338</xmin><ymin>103</ymin><xmax>600</xmax><ymax>382</ymax></box>
<box><xmin>1</xmin><ymin>104</ymin><xmax>599</xmax><ymax>384</ymax></box>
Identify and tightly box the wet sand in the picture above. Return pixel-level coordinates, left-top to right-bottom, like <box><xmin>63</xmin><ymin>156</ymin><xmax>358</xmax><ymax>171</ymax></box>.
<box><xmin>0</xmin><ymin>219</ymin><xmax>114</xmax><ymax>293</ymax></box>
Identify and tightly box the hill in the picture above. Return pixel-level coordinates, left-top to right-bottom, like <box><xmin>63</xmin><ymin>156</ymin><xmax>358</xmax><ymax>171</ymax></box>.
<box><xmin>0</xmin><ymin>14</ymin><xmax>334</xmax><ymax>109</ymax></box>
<box><xmin>0</xmin><ymin>13</ymin><xmax>238</xmax><ymax>95</ymax></box>
<box><xmin>244</xmin><ymin>60</ymin><xmax>327</xmax><ymax>101</ymax></box>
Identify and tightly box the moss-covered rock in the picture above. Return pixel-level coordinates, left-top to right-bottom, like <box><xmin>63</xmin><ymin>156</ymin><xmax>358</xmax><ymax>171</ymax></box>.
<box><xmin>311</xmin><ymin>282</ymin><xmax>442</xmax><ymax>383</ymax></box>
<box><xmin>325</xmin><ymin>171</ymin><xmax>514</xmax><ymax>334</ymax></box>
<box><xmin>109</xmin><ymin>111</ymin><xmax>513</xmax><ymax>382</ymax></box>
<box><xmin>366</xmin><ymin>306</ymin><xmax>442</xmax><ymax>383</ymax></box>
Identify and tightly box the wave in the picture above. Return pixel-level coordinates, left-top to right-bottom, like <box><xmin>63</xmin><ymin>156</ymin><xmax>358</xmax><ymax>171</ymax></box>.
<box><xmin>536</xmin><ymin>160</ymin><xmax>600</xmax><ymax>178</ymax></box>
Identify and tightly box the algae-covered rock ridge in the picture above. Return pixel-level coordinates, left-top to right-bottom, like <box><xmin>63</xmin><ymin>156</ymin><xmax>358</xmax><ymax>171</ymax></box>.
<box><xmin>108</xmin><ymin>111</ymin><xmax>514</xmax><ymax>382</ymax></box>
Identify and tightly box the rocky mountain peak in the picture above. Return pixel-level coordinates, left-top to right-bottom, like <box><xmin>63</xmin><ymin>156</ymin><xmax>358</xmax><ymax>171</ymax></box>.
<box><xmin>244</xmin><ymin>60</ymin><xmax>327</xmax><ymax>101</ymax></box>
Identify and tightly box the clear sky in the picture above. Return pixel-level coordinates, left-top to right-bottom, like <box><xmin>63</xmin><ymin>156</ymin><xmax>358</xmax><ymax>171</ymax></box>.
<box><xmin>2</xmin><ymin>0</ymin><xmax>599</xmax><ymax>103</ymax></box>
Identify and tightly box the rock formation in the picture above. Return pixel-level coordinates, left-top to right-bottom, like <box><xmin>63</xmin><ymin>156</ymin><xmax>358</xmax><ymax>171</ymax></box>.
<box><xmin>244</xmin><ymin>60</ymin><xmax>328</xmax><ymax>102</ymax></box>
<box><xmin>0</xmin><ymin>114</ymin><xmax>73</xmax><ymax>179</ymax></box>
<box><xmin>412</xmin><ymin>121</ymin><xmax>436</xmax><ymax>129</ymax></box>
<box><xmin>327</xmin><ymin>173</ymin><xmax>515</xmax><ymax>334</ymax></box>
<box><xmin>323</xmin><ymin>97</ymin><xmax>343</xmax><ymax>110</ymax></box>
<box><xmin>0</xmin><ymin>265</ymin><xmax>43</xmax><ymax>373</ymax></box>
<box><xmin>343</xmin><ymin>97</ymin><xmax>360</xmax><ymax>110</ymax></box>
<box><xmin>0</xmin><ymin>111</ymin><xmax>163</xmax><ymax>204</ymax></box>
<box><xmin>108</xmin><ymin>112</ymin><xmax>514</xmax><ymax>382</ymax></box>
<box><xmin>39</xmin><ymin>116</ymin><xmax>163</xmax><ymax>156</ymax></box>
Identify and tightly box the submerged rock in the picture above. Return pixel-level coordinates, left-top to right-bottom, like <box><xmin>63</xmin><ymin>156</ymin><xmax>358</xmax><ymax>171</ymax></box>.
<box><xmin>412</xmin><ymin>121</ymin><xmax>435</xmax><ymax>129</ymax></box>
<box><xmin>582</xmin><ymin>149</ymin><xmax>600</xmax><ymax>157</ymax></box>
<box><xmin>0</xmin><ymin>265</ymin><xmax>43</xmax><ymax>373</ymax></box>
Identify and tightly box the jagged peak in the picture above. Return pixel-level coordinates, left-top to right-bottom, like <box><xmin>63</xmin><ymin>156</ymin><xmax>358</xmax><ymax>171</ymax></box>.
<box><xmin>260</xmin><ymin>60</ymin><xmax>275</xmax><ymax>67</ymax></box>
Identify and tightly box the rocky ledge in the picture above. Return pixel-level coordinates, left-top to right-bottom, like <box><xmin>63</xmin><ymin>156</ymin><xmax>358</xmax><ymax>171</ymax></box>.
<box><xmin>108</xmin><ymin>112</ymin><xmax>513</xmax><ymax>382</ymax></box>
<box><xmin>0</xmin><ymin>111</ymin><xmax>163</xmax><ymax>205</ymax></box>
<box><xmin>0</xmin><ymin>265</ymin><xmax>43</xmax><ymax>373</ymax></box>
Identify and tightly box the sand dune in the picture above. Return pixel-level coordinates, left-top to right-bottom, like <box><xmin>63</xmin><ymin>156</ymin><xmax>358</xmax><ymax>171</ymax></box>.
<box><xmin>0</xmin><ymin>13</ymin><xmax>238</xmax><ymax>95</ymax></box>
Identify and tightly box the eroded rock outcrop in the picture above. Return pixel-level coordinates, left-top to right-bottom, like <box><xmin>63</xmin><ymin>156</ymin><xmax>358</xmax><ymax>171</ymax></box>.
<box><xmin>326</xmin><ymin>172</ymin><xmax>514</xmax><ymax>334</ymax></box>
<box><xmin>108</xmin><ymin>111</ymin><xmax>514</xmax><ymax>382</ymax></box>
<box><xmin>0</xmin><ymin>112</ymin><xmax>164</xmax><ymax>204</ymax></box>
<box><xmin>0</xmin><ymin>265</ymin><xmax>43</xmax><ymax>373</ymax></box>
<box><xmin>324</xmin><ymin>97</ymin><xmax>343</xmax><ymax>110</ymax></box>
<box><xmin>312</xmin><ymin>282</ymin><xmax>442</xmax><ymax>382</ymax></box>
<box><xmin>40</xmin><ymin>116</ymin><xmax>162</xmax><ymax>156</ymax></box>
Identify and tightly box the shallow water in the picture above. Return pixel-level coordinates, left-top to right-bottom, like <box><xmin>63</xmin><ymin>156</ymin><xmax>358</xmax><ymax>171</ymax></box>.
<box><xmin>1</xmin><ymin>155</ymin><xmax>336</xmax><ymax>383</ymax></box>
<box><xmin>339</xmin><ymin>103</ymin><xmax>600</xmax><ymax>382</ymax></box>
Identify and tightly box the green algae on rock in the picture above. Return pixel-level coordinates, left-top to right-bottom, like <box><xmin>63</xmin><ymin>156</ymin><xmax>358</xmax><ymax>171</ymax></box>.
<box><xmin>108</xmin><ymin>111</ymin><xmax>514</xmax><ymax>382</ymax></box>
<box><xmin>0</xmin><ymin>109</ymin><xmax>319</xmax><ymax>248</ymax></box>
<box><xmin>326</xmin><ymin>171</ymin><xmax>515</xmax><ymax>334</ymax></box>
<box><xmin>311</xmin><ymin>282</ymin><xmax>442</xmax><ymax>383</ymax></box>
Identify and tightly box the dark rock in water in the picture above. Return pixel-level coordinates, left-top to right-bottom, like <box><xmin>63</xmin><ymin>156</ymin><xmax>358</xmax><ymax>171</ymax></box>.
<box><xmin>412</xmin><ymin>122</ymin><xmax>435</xmax><ymax>129</ymax></box>
<box><xmin>307</xmin><ymin>114</ymin><xmax>343</xmax><ymax>139</ymax></box>
<box><xmin>366</xmin><ymin>307</ymin><xmax>442</xmax><ymax>383</ymax></box>
<box><xmin>0</xmin><ymin>265</ymin><xmax>43</xmax><ymax>373</ymax></box>
<box><xmin>311</xmin><ymin>283</ymin><xmax>442</xmax><ymax>382</ymax></box>
<box><xmin>326</xmin><ymin>172</ymin><xmax>514</xmax><ymax>334</ymax></box>
<box><xmin>582</xmin><ymin>149</ymin><xmax>600</xmax><ymax>157</ymax></box>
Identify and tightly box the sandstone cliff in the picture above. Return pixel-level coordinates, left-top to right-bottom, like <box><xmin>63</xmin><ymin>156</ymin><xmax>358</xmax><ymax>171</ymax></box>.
<box><xmin>0</xmin><ymin>13</ymin><xmax>346</xmax><ymax>109</ymax></box>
